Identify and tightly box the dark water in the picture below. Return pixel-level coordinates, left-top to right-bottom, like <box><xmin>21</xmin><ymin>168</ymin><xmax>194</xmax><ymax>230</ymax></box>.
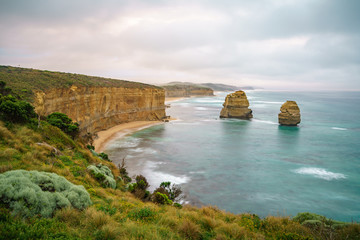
<box><xmin>105</xmin><ymin>91</ymin><xmax>360</xmax><ymax>221</ymax></box>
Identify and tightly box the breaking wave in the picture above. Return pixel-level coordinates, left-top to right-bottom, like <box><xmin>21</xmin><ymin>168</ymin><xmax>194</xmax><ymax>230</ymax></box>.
<box><xmin>331</xmin><ymin>127</ymin><xmax>348</xmax><ymax>131</ymax></box>
<box><xmin>293</xmin><ymin>167</ymin><xmax>346</xmax><ymax>180</ymax></box>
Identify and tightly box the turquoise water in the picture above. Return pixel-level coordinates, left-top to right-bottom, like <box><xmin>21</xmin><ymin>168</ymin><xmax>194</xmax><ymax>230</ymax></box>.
<box><xmin>105</xmin><ymin>91</ymin><xmax>360</xmax><ymax>222</ymax></box>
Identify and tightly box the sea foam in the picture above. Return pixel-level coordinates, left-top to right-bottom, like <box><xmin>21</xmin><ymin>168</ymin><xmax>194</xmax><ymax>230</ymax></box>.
<box><xmin>252</xmin><ymin>119</ymin><xmax>278</xmax><ymax>125</ymax></box>
<box><xmin>293</xmin><ymin>167</ymin><xmax>346</xmax><ymax>180</ymax></box>
<box><xmin>253</xmin><ymin>101</ymin><xmax>283</xmax><ymax>104</ymax></box>
<box><xmin>144</xmin><ymin>161</ymin><xmax>190</xmax><ymax>191</ymax></box>
<box><xmin>331</xmin><ymin>127</ymin><xmax>348</xmax><ymax>131</ymax></box>
<box><xmin>193</xmin><ymin>99</ymin><xmax>223</xmax><ymax>103</ymax></box>
<box><xmin>195</xmin><ymin>107</ymin><xmax>209</xmax><ymax>111</ymax></box>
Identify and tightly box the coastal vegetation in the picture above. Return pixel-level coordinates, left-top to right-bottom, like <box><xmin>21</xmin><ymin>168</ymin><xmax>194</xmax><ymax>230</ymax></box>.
<box><xmin>0</xmin><ymin>65</ymin><xmax>161</xmax><ymax>102</ymax></box>
<box><xmin>0</xmin><ymin>82</ymin><xmax>359</xmax><ymax>239</ymax></box>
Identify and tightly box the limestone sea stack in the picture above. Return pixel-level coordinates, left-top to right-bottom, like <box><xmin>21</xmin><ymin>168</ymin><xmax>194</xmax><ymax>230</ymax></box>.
<box><xmin>220</xmin><ymin>90</ymin><xmax>253</xmax><ymax>119</ymax></box>
<box><xmin>278</xmin><ymin>101</ymin><xmax>301</xmax><ymax>126</ymax></box>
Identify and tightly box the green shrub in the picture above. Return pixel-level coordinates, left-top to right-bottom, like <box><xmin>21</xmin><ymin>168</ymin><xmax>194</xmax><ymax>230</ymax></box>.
<box><xmin>135</xmin><ymin>175</ymin><xmax>149</xmax><ymax>190</ymax></box>
<box><xmin>97</xmin><ymin>205</ymin><xmax>117</xmax><ymax>216</ymax></box>
<box><xmin>0</xmin><ymin>207</ymin><xmax>79</xmax><ymax>239</ymax></box>
<box><xmin>87</xmin><ymin>145</ymin><xmax>95</xmax><ymax>150</ymax></box>
<box><xmin>293</xmin><ymin>212</ymin><xmax>348</xmax><ymax>229</ymax></box>
<box><xmin>128</xmin><ymin>207</ymin><xmax>156</xmax><ymax>222</ymax></box>
<box><xmin>98</xmin><ymin>152</ymin><xmax>111</xmax><ymax>162</ymax></box>
<box><xmin>152</xmin><ymin>192</ymin><xmax>173</xmax><ymax>205</ymax></box>
<box><xmin>173</xmin><ymin>203</ymin><xmax>182</xmax><ymax>209</ymax></box>
<box><xmin>0</xmin><ymin>95</ymin><xmax>36</xmax><ymax>123</ymax></box>
<box><xmin>128</xmin><ymin>175</ymin><xmax>150</xmax><ymax>200</ymax></box>
<box><xmin>46</xmin><ymin>112</ymin><xmax>79</xmax><ymax>138</ymax></box>
<box><xmin>158</xmin><ymin>181</ymin><xmax>183</xmax><ymax>202</ymax></box>
<box><xmin>0</xmin><ymin>170</ymin><xmax>92</xmax><ymax>218</ymax></box>
<box><xmin>87</xmin><ymin>164</ymin><xmax>116</xmax><ymax>189</ymax></box>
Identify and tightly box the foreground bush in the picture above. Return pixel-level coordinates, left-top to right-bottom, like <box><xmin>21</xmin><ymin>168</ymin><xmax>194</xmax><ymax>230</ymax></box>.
<box><xmin>128</xmin><ymin>175</ymin><xmax>150</xmax><ymax>200</ymax></box>
<box><xmin>0</xmin><ymin>95</ymin><xmax>36</xmax><ymax>123</ymax></box>
<box><xmin>46</xmin><ymin>112</ymin><xmax>79</xmax><ymax>138</ymax></box>
<box><xmin>0</xmin><ymin>170</ymin><xmax>92</xmax><ymax>218</ymax></box>
<box><xmin>87</xmin><ymin>164</ymin><xmax>116</xmax><ymax>189</ymax></box>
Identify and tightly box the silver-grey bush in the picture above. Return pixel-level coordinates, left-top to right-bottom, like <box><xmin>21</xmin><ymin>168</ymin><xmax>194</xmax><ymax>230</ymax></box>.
<box><xmin>0</xmin><ymin>170</ymin><xmax>92</xmax><ymax>218</ymax></box>
<box><xmin>87</xmin><ymin>164</ymin><xmax>116</xmax><ymax>189</ymax></box>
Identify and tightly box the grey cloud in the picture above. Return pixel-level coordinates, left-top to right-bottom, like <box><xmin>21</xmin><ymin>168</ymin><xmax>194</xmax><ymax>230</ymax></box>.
<box><xmin>0</xmin><ymin>0</ymin><xmax>359</xmax><ymax>90</ymax></box>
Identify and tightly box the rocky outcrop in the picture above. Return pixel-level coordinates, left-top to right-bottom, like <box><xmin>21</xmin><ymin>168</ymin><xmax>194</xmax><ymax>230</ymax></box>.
<box><xmin>278</xmin><ymin>101</ymin><xmax>301</xmax><ymax>126</ymax></box>
<box><xmin>219</xmin><ymin>91</ymin><xmax>253</xmax><ymax>119</ymax></box>
<box><xmin>34</xmin><ymin>86</ymin><xmax>166</xmax><ymax>134</ymax></box>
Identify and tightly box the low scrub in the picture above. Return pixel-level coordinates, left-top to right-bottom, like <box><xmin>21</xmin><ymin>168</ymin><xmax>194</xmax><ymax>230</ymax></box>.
<box><xmin>0</xmin><ymin>170</ymin><xmax>92</xmax><ymax>218</ymax></box>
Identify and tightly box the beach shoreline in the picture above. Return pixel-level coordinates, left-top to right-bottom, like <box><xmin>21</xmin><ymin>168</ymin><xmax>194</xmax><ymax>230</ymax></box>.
<box><xmin>93</xmin><ymin>97</ymin><xmax>184</xmax><ymax>152</ymax></box>
<box><xmin>93</xmin><ymin>121</ymin><xmax>163</xmax><ymax>152</ymax></box>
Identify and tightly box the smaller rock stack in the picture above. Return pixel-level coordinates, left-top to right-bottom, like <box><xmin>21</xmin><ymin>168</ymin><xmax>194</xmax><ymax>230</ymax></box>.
<box><xmin>278</xmin><ymin>101</ymin><xmax>301</xmax><ymax>126</ymax></box>
<box><xmin>220</xmin><ymin>90</ymin><xmax>253</xmax><ymax>119</ymax></box>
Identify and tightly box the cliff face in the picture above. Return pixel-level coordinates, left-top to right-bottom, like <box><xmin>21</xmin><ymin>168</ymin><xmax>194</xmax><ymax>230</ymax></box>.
<box><xmin>278</xmin><ymin>101</ymin><xmax>301</xmax><ymax>126</ymax></box>
<box><xmin>220</xmin><ymin>91</ymin><xmax>253</xmax><ymax>119</ymax></box>
<box><xmin>34</xmin><ymin>86</ymin><xmax>165</xmax><ymax>134</ymax></box>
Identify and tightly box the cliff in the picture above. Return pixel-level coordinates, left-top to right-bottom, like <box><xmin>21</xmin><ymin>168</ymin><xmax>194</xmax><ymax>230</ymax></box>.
<box><xmin>278</xmin><ymin>100</ymin><xmax>301</xmax><ymax>126</ymax></box>
<box><xmin>0</xmin><ymin>66</ymin><xmax>166</xmax><ymax>134</ymax></box>
<box><xmin>220</xmin><ymin>90</ymin><xmax>253</xmax><ymax>119</ymax></box>
<box><xmin>34</xmin><ymin>86</ymin><xmax>165</xmax><ymax>134</ymax></box>
<box><xmin>162</xmin><ymin>82</ymin><xmax>214</xmax><ymax>97</ymax></box>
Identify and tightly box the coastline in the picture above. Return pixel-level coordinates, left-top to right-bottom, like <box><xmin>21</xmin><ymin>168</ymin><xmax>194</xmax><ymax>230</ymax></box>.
<box><xmin>94</xmin><ymin>97</ymin><xmax>185</xmax><ymax>153</ymax></box>
<box><xmin>93</xmin><ymin>121</ymin><xmax>163</xmax><ymax>152</ymax></box>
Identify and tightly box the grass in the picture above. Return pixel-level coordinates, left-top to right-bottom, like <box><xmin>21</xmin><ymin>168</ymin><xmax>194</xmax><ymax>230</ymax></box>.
<box><xmin>0</xmin><ymin>65</ymin><xmax>162</xmax><ymax>101</ymax></box>
<box><xmin>0</xmin><ymin>120</ymin><xmax>360</xmax><ymax>239</ymax></box>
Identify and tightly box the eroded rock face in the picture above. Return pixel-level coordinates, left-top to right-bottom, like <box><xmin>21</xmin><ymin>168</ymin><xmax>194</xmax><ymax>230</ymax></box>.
<box><xmin>278</xmin><ymin>101</ymin><xmax>301</xmax><ymax>126</ymax></box>
<box><xmin>219</xmin><ymin>91</ymin><xmax>253</xmax><ymax>119</ymax></box>
<box><xmin>34</xmin><ymin>86</ymin><xmax>166</xmax><ymax>134</ymax></box>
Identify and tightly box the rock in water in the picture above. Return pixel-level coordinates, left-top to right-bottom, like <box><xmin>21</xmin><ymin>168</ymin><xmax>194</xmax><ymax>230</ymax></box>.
<box><xmin>220</xmin><ymin>91</ymin><xmax>253</xmax><ymax>119</ymax></box>
<box><xmin>278</xmin><ymin>101</ymin><xmax>301</xmax><ymax>126</ymax></box>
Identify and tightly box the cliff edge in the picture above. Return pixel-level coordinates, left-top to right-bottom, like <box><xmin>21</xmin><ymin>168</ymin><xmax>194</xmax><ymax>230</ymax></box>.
<box><xmin>0</xmin><ymin>66</ymin><xmax>166</xmax><ymax>134</ymax></box>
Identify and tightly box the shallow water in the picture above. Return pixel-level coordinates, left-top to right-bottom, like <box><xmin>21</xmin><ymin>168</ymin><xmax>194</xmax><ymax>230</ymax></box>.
<box><xmin>105</xmin><ymin>91</ymin><xmax>360</xmax><ymax>221</ymax></box>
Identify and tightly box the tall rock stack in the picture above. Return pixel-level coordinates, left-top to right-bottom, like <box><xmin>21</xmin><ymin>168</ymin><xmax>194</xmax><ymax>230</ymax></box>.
<box><xmin>220</xmin><ymin>91</ymin><xmax>253</xmax><ymax>119</ymax></box>
<box><xmin>278</xmin><ymin>101</ymin><xmax>301</xmax><ymax>126</ymax></box>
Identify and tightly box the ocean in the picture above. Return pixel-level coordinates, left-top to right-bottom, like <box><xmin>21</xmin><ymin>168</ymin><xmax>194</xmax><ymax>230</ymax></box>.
<box><xmin>105</xmin><ymin>91</ymin><xmax>360</xmax><ymax>222</ymax></box>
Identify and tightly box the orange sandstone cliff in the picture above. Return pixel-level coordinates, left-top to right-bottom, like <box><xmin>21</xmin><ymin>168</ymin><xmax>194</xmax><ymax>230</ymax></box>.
<box><xmin>34</xmin><ymin>86</ymin><xmax>165</xmax><ymax>134</ymax></box>
<box><xmin>0</xmin><ymin>66</ymin><xmax>166</xmax><ymax>135</ymax></box>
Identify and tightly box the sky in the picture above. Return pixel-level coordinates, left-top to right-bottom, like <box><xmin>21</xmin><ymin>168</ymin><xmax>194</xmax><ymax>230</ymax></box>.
<box><xmin>0</xmin><ymin>0</ymin><xmax>359</xmax><ymax>90</ymax></box>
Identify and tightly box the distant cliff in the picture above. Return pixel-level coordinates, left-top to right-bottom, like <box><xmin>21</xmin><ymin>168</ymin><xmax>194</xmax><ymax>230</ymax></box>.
<box><xmin>0</xmin><ymin>66</ymin><xmax>166</xmax><ymax>134</ymax></box>
<box><xmin>162</xmin><ymin>82</ymin><xmax>214</xmax><ymax>97</ymax></box>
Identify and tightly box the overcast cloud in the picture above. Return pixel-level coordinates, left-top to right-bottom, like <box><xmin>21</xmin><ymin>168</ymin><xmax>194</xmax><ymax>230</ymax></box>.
<box><xmin>0</xmin><ymin>0</ymin><xmax>359</xmax><ymax>90</ymax></box>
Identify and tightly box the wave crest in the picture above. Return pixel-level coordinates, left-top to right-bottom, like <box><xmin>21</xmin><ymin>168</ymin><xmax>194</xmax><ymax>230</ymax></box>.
<box><xmin>293</xmin><ymin>167</ymin><xmax>346</xmax><ymax>180</ymax></box>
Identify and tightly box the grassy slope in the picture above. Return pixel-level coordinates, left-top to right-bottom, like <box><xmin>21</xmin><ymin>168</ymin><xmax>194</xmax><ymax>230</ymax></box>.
<box><xmin>1</xmin><ymin>121</ymin><xmax>359</xmax><ymax>240</ymax></box>
<box><xmin>0</xmin><ymin>66</ymin><xmax>161</xmax><ymax>102</ymax></box>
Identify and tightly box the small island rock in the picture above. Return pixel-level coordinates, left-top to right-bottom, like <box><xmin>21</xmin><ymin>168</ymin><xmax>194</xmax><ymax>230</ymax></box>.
<box><xmin>278</xmin><ymin>101</ymin><xmax>301</xmax><ymax>126</ymax></box>
<box><xmin>220</xmin><ymin>90</ymin><xmax>253</xmax><ymax>119</ymax></box>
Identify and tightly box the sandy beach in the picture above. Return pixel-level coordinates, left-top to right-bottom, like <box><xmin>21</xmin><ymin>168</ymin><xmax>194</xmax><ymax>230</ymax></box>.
<box><xmin>93</xmin><ymin>98</ymin><xmax>184</xmax><ymax>152</ymax></box>
<box><xmin>93</xmin><ymin>121</ymin><xmax>163</xmax><ymax>152</ymax></box>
